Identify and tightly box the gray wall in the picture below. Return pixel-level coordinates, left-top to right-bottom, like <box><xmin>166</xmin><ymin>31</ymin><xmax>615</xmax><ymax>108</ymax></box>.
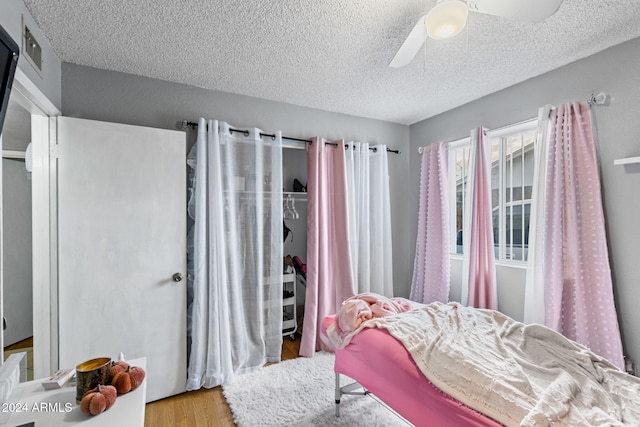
<box><xmin>2</xmin><ymin>158</ymin><xmax>33</xmax><ymax>346</ymax></box>
<box><xmin>0</xmin><ymin>0</ymin><xmax>62</xmax><ymax>109</ymax></box>
<box><xmin>409</xmin><ymin>36</ymin><xmax>640</xmax><ymax>368</ymax></box>
<box><xmin>61</xmin><ymin>63</ymin><xmax>412</xmax><ymax>298</ymax></box>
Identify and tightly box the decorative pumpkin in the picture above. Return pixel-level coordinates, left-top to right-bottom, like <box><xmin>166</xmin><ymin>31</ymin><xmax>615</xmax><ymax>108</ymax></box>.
<box><xmin>111</xmin><ymin>366</ymin><xmax>146</xmax><ymax>394</ymax></box>
<box><xmin>108</xmin><ymin>353</ymin><xmax>130</xmax><ymax>379</ymax></box>
<box><xmin>79</xmin><ymin>384</ymin><xmax>117</xmax><ymax>416</ymax></box>
<box><xmin>109</xmin><ymin>360</ymin><xmax>130</xmax><ymax>378</ymax></box>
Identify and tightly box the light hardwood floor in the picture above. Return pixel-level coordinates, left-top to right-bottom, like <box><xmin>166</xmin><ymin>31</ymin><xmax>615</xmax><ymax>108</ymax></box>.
<box><xmin>144</xmin><ymin>336</ymin><xmax>301</xmax><ymax>427</ymax></box>
<box><xmin>3</xmin><ymin>337</ymin><xmax>34</xmax><ymax>381</ymax></box>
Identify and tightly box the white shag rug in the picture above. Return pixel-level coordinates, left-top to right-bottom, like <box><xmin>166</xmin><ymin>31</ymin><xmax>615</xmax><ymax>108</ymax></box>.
<box><xmin>222</xmin><ymin>352</ymin><xmax>409</xmax><ymax>427</ymax></box>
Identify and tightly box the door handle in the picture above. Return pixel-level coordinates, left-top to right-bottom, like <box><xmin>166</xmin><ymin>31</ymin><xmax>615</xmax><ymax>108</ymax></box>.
<box><xmin>172</xmin><ymin>273</ymin><xmax>184</xmax><ymax>282</ymax></box>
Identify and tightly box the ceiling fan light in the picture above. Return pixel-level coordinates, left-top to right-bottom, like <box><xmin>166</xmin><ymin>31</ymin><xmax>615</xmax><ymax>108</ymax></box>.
<box><xmin>425</xmin><ymin>0</ymin><xmax>469</xmax><ymax>40</ymax></box>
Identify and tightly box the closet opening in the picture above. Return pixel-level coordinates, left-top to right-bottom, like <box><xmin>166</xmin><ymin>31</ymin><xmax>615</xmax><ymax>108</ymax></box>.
<box><xmin>2</xmin><ymin>95</ymin><xmax>33</xmax><ymax>380</ymax></box>
<box><xmin>282</xmin><ymin>146</ymin><xmax>307</xmax><ymax>338</ymax></box>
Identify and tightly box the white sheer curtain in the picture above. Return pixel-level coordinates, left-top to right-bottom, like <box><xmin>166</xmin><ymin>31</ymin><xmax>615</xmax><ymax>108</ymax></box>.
<box><xmin>345</xmin><ymin>142</ymin><xmax>370</xmax><ymax>294</ymax></box>
<box><xmin>369</xmin><ymin>145</ymin><xmax>393</xmax><ymax>296</ymax></box>
<box><xmin>344</xmin><ymin>142</ymin><xmax>393</xmax><ymax>297</ymax></box>
<box><xmin>186</xmin><ymin>119</ymin><xmax>283</xmax><ymax>389</ymax></box>
<box><xmin>523</xmin><ymin>105</ymin><xmax>554</xmax><ymax>325</ymax></box>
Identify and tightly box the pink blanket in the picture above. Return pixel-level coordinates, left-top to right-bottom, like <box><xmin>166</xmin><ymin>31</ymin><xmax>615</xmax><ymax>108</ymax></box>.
<box><xmin>323</xmin><ymin>292</ymin><xmax>421</xmax><ymax>349</ymax></box>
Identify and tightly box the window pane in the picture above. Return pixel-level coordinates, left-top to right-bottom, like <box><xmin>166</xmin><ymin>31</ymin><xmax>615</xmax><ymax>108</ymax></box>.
<box><xmin>506</xmin><ymin>135</ymin><xmax>523</xmax><ymax>202</ymax></box>
<box><xmin>522</xmin><ymin>130</ymin><xmax>536</xmax><ymax>149</ymax></box>
<box><xmin>490</xmin><ymin>138</ymin><xmax>501</xmax><ymax>257</ymax></box>
<box><xmin>523</xmin><ymin>204</ymin><xmax>531</xmax><ymax>261</ymax></box>
<box><xmin>491</xmin><ymin>138</ymin><xmax>500</xmax><ymax>209</ymax></box>
<box><xmin>453</xmin><ymin>146</ymin><xmax>469</xmax><ymax>254</ymax></box>
<box><xmin>491</xmin><ymin>124</ymin><xmax>536</xmax><ymax>263</ymax></box>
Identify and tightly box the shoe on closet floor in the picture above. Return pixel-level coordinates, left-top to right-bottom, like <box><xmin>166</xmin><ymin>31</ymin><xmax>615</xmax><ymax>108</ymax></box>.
<box><xmin>292</xmin><ymin>256</ymin><xmax>306</xmax><ymax>278</ymax></box>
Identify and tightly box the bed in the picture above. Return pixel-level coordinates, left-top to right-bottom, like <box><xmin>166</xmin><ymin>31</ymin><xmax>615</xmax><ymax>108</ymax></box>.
<box><xmin>324</xmin><ymin>315</ymin><xmax>501</xmax><ymax>427</ymax></box>
<box><xmin>322</xmin><ymin>296</ymin><xmax>640</xmax><ymax>427</ymax></box>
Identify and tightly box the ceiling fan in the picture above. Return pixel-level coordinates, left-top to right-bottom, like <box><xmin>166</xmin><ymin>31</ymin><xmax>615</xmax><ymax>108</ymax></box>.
<box><xmin>389</xmin><ymin>0</ymin><xmax>565</xmax><ymax>68</ymax></box>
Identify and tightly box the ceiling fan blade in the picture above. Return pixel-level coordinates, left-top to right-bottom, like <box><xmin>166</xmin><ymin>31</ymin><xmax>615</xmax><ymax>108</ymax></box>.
<box><xmin>389</xmin><ymin>15</ymin><xmax>427</xmax><ymax>68</ymax></box>
<box><xmin>472</xmin><ymin>0</ymin><xmax>564</xmax><ymax>23</ymax></box>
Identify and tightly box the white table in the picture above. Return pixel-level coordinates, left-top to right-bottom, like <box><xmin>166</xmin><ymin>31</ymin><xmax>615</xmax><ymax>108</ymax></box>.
<box><xmin>1</xmin><ymin>358</ymin><xmax>146</xmax><ymax>427</ymax></box>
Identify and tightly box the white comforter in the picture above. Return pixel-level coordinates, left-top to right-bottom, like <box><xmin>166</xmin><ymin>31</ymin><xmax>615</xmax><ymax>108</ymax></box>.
<box><xmin>362</xmin><ymin>302</ymin><xmax>640</xmax><ymax>426</ymax></box>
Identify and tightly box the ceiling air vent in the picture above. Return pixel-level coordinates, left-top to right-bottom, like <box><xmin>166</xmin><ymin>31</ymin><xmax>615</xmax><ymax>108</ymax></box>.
<box><xmin>23</xmin><ymin>22</ymin><xmax>43</xmax><ymax>74</ymax></box>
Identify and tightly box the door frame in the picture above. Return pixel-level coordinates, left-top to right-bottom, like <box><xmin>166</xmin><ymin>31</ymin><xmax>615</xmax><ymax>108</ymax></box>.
<box><xmin>8</xmin><ymin>67</ymin><xmax>60</xmax><ymax>377</ymax></box>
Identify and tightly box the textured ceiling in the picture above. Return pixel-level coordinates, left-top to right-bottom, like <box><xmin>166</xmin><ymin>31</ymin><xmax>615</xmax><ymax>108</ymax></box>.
<box><xmin>22</xmin><ymin>0</ymin><xmax>640</xmax><ymax>125</ymax></box>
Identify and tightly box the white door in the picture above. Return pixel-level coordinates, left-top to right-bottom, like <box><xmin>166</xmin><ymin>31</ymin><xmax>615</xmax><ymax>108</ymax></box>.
<box><xmin>56</xmin><ymin>117</ymin><xmax>186</xmax><ymax>402</ymax></box>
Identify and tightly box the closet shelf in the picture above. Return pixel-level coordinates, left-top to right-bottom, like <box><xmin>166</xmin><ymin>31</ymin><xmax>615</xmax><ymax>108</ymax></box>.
<box><xmin>282</xmin><ymin>273</ymin><xmax>297</xmax><ymax>339</ymax></box>
<box><xmin>225</xmin><ymin>190</ymin><xmax>307</xmax><ymax>201</ymax></box>
<box><xmin>614</xmin><ymin>156</ymin><xmax>640</xmax><ymax>166</ymax></box>
<box><xmin>283</xmin><ymin>191</ymin><xmax>308</xmax><ymax>201</ymax></box>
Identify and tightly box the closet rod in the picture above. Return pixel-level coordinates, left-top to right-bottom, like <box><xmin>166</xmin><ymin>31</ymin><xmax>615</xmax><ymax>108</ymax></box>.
<box><xmin>311</xmin><ymin>139</ymin><xmax>400</xmax><ymax>154</ymax></box>
<box><xmin>181</xmin><ymin>120</ymin><xmax>400</xmax><ymax>154</ymax></box>
<box><xmin>2</xmin><ymin>150</ymin><xmax>26</xmax><ymax>159</ymax></box>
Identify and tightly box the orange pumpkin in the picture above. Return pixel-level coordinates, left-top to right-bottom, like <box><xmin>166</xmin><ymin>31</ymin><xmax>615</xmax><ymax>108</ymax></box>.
<box><xmin>79</xmin><ymin>384</ymin><xmax>117</xmax><ymax>416</ymax></box>
<box><xmin>111</xmin><ymin>366</ymin><xmax>146</xmax><ymax>394</ymax></box>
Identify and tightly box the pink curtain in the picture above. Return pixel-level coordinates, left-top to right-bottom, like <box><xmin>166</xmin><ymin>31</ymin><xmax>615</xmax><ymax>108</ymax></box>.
<box><xmin>542</xmin><ymin>102</ymin><xmax>624</xmax><ymax>369</ymax></box>
<box><xmin>462</xmin><ymin>128</ymin><xmax>498</xmax><ymax>310</ymax></box>
<box><xmin>411</xmin><ymin>142</ymin><xmax>450</xmax><ymax>303</ymax></box>
<box><xmin>300</xmin><ymin>138</ymin><xmax>354</xmax><ymax>357</ymax></box>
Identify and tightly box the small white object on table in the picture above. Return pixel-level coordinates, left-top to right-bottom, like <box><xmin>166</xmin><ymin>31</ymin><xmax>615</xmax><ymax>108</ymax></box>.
<box><xmin>1</xmin><ymin>357</ymin><xmax>146</xmax><ymax>427</ymax></box>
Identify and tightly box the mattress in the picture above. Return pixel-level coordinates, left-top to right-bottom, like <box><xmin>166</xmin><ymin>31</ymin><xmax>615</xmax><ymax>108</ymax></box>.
<box><xmin>324</xmin><ymin>316</ymin><xmax>501</xmax><ymax>427</ymax></box>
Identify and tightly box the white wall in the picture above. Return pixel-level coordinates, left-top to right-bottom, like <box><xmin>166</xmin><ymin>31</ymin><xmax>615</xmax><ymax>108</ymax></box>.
<box><xmin>409</xmin><ymin>36</ymin><xmax>640</xmax><ymax>368</ymax></box>
<box><xmin>0</xmin><ymin>0</ymin><xmax>61</xmax><ymax>110</ymax></box>
<box><xmin>61</xmin><ymin>63</ymin><xmax>413</xmax><ymax>297</ymax></box>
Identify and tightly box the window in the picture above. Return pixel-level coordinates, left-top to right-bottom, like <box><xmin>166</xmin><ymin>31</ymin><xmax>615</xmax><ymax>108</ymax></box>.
<box><xmin>448</xmin><ymin>120</ymin><xmax>537</xmax><ymax>262</ymax></box>
<box><xmin>449</xmin><ymin>138</ymin><xmax>471</xmax><ymax>255</ymax></box>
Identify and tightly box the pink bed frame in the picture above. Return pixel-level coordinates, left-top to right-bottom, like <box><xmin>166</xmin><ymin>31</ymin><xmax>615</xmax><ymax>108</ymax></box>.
<box><xmin>324</xmin><ymin>316</ymin><xmax>502</xmax><ymax>427</ymax></box>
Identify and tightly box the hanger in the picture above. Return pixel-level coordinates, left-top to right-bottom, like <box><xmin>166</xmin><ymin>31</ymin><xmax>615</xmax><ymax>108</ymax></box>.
<box><xmin>283</xmin><ymin>194</ymin><xmax>299</xmax><ymax>219</ymax></box>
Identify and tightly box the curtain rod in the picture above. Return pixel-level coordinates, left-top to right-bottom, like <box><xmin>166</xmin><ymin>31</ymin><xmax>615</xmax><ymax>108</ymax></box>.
<box><xmin>417</xmin><ymin>90</ymin><xmax>609</xmax><ymax>154</ymax></box>
<box><xmin>181</xmin><ymin>120</ymin><xmax>400</xmax><ymax>154</ymax></box>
